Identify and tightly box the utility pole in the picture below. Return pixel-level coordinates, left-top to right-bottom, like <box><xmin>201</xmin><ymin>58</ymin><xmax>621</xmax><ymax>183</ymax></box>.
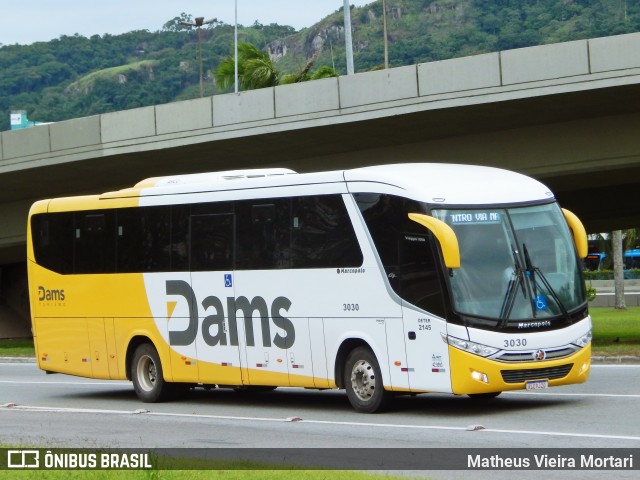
<box><xmin>612</xmin><ymin>230</ymin><xmax>627</xmax><ymax>309</ymax></box>
<box><xmin>181</xmin><ymin>17</ymin><xmax>217</xmax><ymax>97</ymax></box>
<box><xmin>343</xmin><ymin>0</ymin><xmax>354</xmax><ymax>75</ymax></box>
<box><xmin>234</xmin><ymin>0</ymin><xmax>239</xmax><ymax>93</ymax></box>
<box><xmin>382</xmin><ymin>0</ymin><xmax>389</xmax><ymax>69</ymax></box>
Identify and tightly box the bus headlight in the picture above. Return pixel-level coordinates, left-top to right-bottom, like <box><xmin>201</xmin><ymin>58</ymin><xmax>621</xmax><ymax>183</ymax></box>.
<box><xmin>442</xmin><ymin>334</ymin><xmax>499</xmax><ymax>357</ymax></box>
<box><xmin>571</xmin><ymin>329</ymin><xmax>592</xmax><ymax>348</ymax></box>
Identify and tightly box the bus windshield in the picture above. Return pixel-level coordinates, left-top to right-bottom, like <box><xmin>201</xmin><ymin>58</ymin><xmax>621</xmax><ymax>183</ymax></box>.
<box><xmin>433</xmin><ymin>203</ymin><xmax>586</xmax><ymax>329</ymax></box>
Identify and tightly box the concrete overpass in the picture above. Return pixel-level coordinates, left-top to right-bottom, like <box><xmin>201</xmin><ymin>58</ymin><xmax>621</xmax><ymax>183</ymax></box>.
<box><xmin>2</xmin><ymin>32</ymin><xmax>640</xmax><ymax>336</ymax></box>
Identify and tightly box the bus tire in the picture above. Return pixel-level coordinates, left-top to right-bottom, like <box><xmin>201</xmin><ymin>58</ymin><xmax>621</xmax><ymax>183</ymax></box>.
<box><xmin>344</xmin><ymin>347</ymin><xmax>392</xmax><ymax>413</ymax></box>
<box><xmin>131</xmin><ymin>343</ymin><xmax>171</xmax><ymax>403</ymax></box>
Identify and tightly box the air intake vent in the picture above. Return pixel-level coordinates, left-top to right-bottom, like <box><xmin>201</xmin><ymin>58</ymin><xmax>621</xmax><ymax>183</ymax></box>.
<box><xmin>134</xmin><ymin>168</ymin><xmax>297</xmax><ymax>188</ymax></box>
<box><xmin>501</xmin><ymin>364</ymin><xmax>573</xmax><ymax>384</ymax></box>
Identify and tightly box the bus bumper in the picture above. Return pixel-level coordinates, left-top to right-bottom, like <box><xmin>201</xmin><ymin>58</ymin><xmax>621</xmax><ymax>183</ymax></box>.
<box><xmin>449</xmin><ymin>344</ymin><xmax>591</xmax><ymax>395</ymax></box>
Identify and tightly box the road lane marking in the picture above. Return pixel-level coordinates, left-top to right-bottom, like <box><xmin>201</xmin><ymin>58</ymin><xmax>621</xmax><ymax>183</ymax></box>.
<box><xmin>504</xmin><ymin>391</ymin><xmax>640</xmax><ymax>398</ymax></box>
<box><xmin>2</xmin><ymin>404</ymin><xmax>640</xmax><ymax>442</ymax></box>
<box><xmin>0</xmin><ymin>380</ymin><xmax>128</xmax><ymax>386</ymax></box>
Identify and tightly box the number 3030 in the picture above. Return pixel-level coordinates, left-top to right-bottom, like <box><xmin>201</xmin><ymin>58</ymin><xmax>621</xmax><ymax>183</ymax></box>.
<box><xmin>504</xmin><ymin>338</ymin><xmax>527</xmax><ymax>347</ymax></box>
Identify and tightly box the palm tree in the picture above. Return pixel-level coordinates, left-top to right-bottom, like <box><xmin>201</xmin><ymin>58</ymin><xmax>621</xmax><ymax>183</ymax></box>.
<box><xmin>214</xmin><ymin>43</ymin><xmax>279</xmax><ymax>91</ymax></box>
<box><xmin>214</xmin><ymin>43</ymin><xmax>337</xmax><ymax>92</ymax></box>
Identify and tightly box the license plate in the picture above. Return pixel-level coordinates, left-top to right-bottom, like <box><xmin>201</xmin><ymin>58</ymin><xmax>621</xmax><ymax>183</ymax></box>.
<box><xmin>526</xmin><ymin>380</ymin><xmax>549</xmax><ymax>390</ymax></box>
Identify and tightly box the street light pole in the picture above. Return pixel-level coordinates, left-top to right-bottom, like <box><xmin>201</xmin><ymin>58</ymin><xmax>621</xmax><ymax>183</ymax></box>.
<box><xmin>234</xmin><ymin>0</ymin><xmax>239</xmax><ymax>93</ymax></box>
<box><xmin>382</xmin><ymin>0</ymin><xmax>389</xmax><ymax>69</ymax></box>
<box><xmin>343</xmin><ymin>0</ymin><xmax>354</xmax><ymax>75</ymax></box>
<box><xmin>181</xmin><ymin>16</ymin><xmax>217</xmax><ymax>97</ymax></box>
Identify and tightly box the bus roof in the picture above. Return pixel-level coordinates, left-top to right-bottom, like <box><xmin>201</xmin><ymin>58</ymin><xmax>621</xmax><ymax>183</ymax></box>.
<box><xmin>344</xmin><ymin>163</ymin><xmax>554</xmax><ymax>205</ymax></box>
<box><xmin>134</xmin><ymin>168</ymin><xmax>297</xmax><ymax>188</ymax></box>
<box><xmin>87</xmin><ymin>163</ymin><xmax>553</xmax><ymax>208</ymax></box>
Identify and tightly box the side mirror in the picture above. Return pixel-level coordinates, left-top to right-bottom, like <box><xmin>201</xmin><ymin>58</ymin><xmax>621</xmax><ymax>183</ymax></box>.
<box><xmin>561</xmin><ymin>208</ymin><xmax>588</xmax><ymax>259</ymax></box>
<box><xmin>408</xmin><ymin>213</ymin><xmax>460</xmax><ymax>269</ymax></box>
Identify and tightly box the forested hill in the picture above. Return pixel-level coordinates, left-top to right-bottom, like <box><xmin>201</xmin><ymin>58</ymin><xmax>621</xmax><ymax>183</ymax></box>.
<box><xmin>2</xmin><ymin>0</ymin><xmax>640</xmax><ymax>131</ymax></box>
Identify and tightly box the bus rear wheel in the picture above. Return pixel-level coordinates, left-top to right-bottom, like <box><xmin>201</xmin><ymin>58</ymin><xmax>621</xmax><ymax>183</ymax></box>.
<box><xmin>131</xmin><ymin>343</ymin><xmax>172</xmax><ymax>403</ymax></box>
<box><xmin>344</xmin><ymin>347</ymin><xmax>392</xmax><ymax>413</ymax></box>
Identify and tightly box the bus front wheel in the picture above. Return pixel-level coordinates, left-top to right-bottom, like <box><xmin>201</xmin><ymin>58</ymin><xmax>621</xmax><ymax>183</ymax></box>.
<box><xmin>131</xmin><ymin>343</ymin><xmax>171</xmax><ymax>403</ymax></box>
<box><xmin>344</xmin><ymin>347</ymin><xmax>392</xmax><ymax>413</ymax></box>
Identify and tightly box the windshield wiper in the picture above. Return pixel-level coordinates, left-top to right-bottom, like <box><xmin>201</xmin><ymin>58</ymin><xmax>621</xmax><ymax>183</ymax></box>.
<box><xmin>523</xmin><ymin>243</ymin><xmax>570</xmax><ymax>319</ymax></box>
<box><xmin>499</xmin><ymin>246</ymin><xmax>526</xmax><ymax>326</ymax></box>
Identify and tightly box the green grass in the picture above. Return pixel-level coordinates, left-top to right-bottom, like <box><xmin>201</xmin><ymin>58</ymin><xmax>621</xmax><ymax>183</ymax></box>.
<box><xmin>590</xmin><ymin>307</ymin><xmax>640</xmax><ymax>342</ymax></box>
<box><xmin>1</xmin><ymin>307</ymin><xmax>638</xmax><ymax>357</ymax></box>
<box><xmin>0</xmin><ymin>468</ymin><xmax>407</xmax><ymax>480</ymax></box>
<box><xmin>590</xmin><ymin>306</ymin><xmax>640</xmax><ymax>356</ymax></box>
<box><xmin>0</xmin><ymin>444</ymin><xmax>415</xmax><ymax>479</ymax></box>
<box><xmin>0</xmin><ymin>339</ymin><xmax>34</xmax><ymax>357</ymax></box>
<box><xmin>67</xmin><ymin>60</ymin><xmax>158</xmax><ymax>93</ymax></box>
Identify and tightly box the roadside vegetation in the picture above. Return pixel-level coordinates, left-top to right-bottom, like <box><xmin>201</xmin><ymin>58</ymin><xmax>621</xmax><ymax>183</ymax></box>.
<box><xmin>4</xmin><ymin>1</ymin><xmax>640</xmax><ymax>131</ymax></box>
<box><xmin>0</xmin><ymin>339</ymin><xmax>33</xmax><ymax>357</ymax></box>
<box><xmin>0</xmin><ymin>466</ymin><xmax>411</xmax><ymax>480</ymax></box>
<box><xmin>591</xmin><ymin>307</ymin><xmax>640</xmax><ymax>357</ymax></box>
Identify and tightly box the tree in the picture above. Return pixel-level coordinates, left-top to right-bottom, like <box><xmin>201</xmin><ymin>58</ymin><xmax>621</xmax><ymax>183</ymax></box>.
<box><xmin>214</xmin><ymin>43</ymin><xmax>278</xmax><ymax>91</ymax></box>
<box><xmin>162</xmin><ymin>13</ymin><xmax>195</xmax><ymax>32</ymax></box>
<box><xmin>214</xmin><ymin>42</ymin><xmax>337</xmax><ymax>92</ymax></box>
<box><xmin>612</xmin><ymin>230</ymin><xmax>626</xmax><ymax>310</ymax></box>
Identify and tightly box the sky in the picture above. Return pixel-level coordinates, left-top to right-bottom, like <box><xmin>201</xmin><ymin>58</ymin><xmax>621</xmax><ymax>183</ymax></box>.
<box><xmin>0</xmin><ymin>0</ymin><xmax>376</xmax><ymax>46</ymax></box>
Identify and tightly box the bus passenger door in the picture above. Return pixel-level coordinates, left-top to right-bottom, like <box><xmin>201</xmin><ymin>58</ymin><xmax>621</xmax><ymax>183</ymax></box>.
<box><xmin>189</xmin><ymin>213</ymin><xmax>243</xmax><ymax>386</ymax></box>
<box><xmin>233</xmin><ymin>272</ymin><xmax>292</xmax><ymax>387</ymax></box>
<box><xmin>402</xmin><ymin>307</ymin><xmax>451</xmax><ymax>393</ymax></box>
<box><xmin>398</xmin><ymin>233</ymin><xmax>452</xmax><ymax>393</ymax></box>
<box><xmin>232</xmin><ymin>201</ymin><xmax>293</xmax><ymax>387</ymax></box>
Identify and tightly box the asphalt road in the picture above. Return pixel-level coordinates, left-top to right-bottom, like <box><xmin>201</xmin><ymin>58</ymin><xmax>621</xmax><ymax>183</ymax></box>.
<box><xmin>1</xmin><ymin>362</ymin><xmax>639</xmax><ymax>478</ymax></box>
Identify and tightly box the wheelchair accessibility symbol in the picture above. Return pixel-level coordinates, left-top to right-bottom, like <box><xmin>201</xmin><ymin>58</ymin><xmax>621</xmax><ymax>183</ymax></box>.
<box><xmin>224</xmin><ymin>274</ymin><xmax>233</xmax><ymax>288</ymax></box>
<box><xmin>535</xmin><ymin>294</ymin><xmax>548</xmax><ymax>311</ymax></box>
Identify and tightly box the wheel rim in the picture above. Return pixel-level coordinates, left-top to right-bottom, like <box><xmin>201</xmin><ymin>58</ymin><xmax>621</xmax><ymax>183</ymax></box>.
<box><xmin>350</xmin><ymin>359</ymin><xmax>376</xmax><ymax>402</ymax></box>
<box><xmin>136</xmin><ymin>354</ymin><xmax>157</xmax><ymax>392</ymax></box>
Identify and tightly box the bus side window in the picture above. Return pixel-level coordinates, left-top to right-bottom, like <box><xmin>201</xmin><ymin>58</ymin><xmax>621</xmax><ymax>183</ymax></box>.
<box><xmin>236</xmin><ymin>200</ymin><xmax>291</xmax><ymax>270</ymax></box>
<box><xmin>74</xmin><ymin>212</ymin><xmax>115</xmax><ymax>274</ymax></box>
<box><xmin>356</xmin><ymin>193</ymin><xmax>446</xmax><ymax>316</ymax></box>
<box><xmin>31</xmin><ymin>213</ymin><xmax>74</xmax><ymax>274</ymax></box>
<box><xmin>117</xmin><ymin>207</ymin><xmax>171</xmax><ymax>273</ymax></box>
<box><xmin>291</xmin><ymin>195</ymin><xmax>363</xmax><ymax>269</ymax></box>
<box><xmin>400</xmin><ymin>233</ymin><xmax>447</xmax><ymax>318</ymax></box>
<box><xmin>355</xmin><ymin>193</ymin><xmax>402</xmax><ymax>287</ymax></box>
<box><xmin>170</xmin><ymin>205</ymin><xmax>190</xmax><ymax>272</ymax></box>
<box><xmin>190</xmin><ymin>213</ymin><xmax>234</xmax><ymax>272</ymax></box>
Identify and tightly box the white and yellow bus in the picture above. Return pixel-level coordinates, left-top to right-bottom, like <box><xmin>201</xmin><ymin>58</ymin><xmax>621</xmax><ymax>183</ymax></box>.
<box><xmin>27</xmin><ymin>163</ymin><xmax>592</xmax><ymax>413</ymax></box>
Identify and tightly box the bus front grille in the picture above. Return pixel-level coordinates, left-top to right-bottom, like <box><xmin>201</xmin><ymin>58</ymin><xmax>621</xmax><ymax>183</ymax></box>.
<box><xmin>496</xmin><ymin>346</ymin><xmax>579</xmax><ymax>363</ymax></box>
<box><xmin>500</xmin><ymin>364</ymin><xmax>573</xmax><ymax>384</ymax></box>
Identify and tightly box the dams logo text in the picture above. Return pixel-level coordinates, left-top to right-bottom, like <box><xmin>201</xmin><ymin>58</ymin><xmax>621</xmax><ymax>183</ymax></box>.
<box><xmin>38</xmin><ymin>286</ymin><xmax>65</xmax><ymax>302</ymax></box>
<box><xmin>166</xmin><ymin>280</ymin><xmax>295</xmax><ymax>350</ymax></box>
